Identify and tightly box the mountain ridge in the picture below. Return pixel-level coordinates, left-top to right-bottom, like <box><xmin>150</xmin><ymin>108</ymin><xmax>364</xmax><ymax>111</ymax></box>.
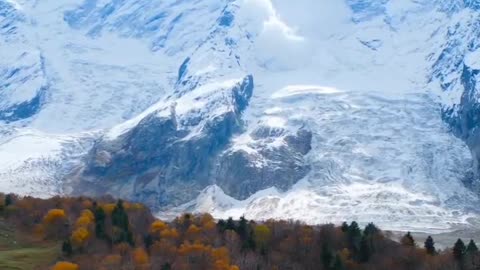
<box><xmin>1</xmin><ymin>0</ymin><xmax>480</xmax><ymax>232</ymax></box>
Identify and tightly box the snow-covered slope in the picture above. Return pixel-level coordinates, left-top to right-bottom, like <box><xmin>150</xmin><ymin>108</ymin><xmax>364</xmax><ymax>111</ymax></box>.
<box><xmin>1</xmin><ymin>0</ymin><xmax>480</xmax><ymax>232</ymax></box>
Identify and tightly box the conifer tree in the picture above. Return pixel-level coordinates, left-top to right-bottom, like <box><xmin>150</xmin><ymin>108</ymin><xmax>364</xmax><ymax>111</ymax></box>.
<box><xmin>341</xmin><ymin>222</ymin><xmax>349</xmax><ymax>233</ymax></box>
<box><xmin>62</xmin><ymin>239</ymin><xmax>73</xmax><ymax>257</ymax></box>
<box><xmin>364</xmin><ymin>223</ymin><xmax>379</xmax><ymax>236</ymax></box>
<box><xmin>321</xmin><ymin>242</ymin><xmax>334</xmax><ymax>269</ymax></box>
<box><xmin>347</xmin><ymin>221</ymin><xmax>362</xmax><ymax>251</ymax></box>
<box><xmin>94</xmin><ymin>205</ymin><xmax>106</xmax><ymax>239</ymax></box>
<box><xmin>424</xmin><ymin>236</ymin><xmax>436</xmax><ymax>255</ymax></box>
<box><xmin>5</xmin><ymin>194</ymin><xmax>13</xmax><ymax>207</ymax></box>
<box><xmin>467</xmin><ymin>239</ymin><xmax>478</xmax><ymax>254</ymax></box>
<box><xmin>453</xmin><ymin>239</ymin><xmax>466</xmax><ymax>261</ymax></box>
<box><xmin>401</xmin><ymin>232</ymin><xmax>415</xmax><ymax>247</ymax></box>
<box><xmin>112</xmin><ymin>200</ymin><xmax>129</xmax><ymax>231</ymax></box>
<box><xmin>217</xmin><ymin>219</ymin><xmax>226</xmax><ymax>233</ymax></box>
<box><xmin>111</xmin><ymin>200</ymin><xmax>133</xmax><ymax>245</ymax></box>
<box><xmin>226</xmin><ymin>217</ymin><xmax>236</xmax><ymax>231</ymax></box>
<box><xmin>359</xmin><ymin>235</ymin><xmax>372</xmax><ymax>262</ymax></box>
<box><xmin>333</xmin><ymin>254</ymin><xmax>346</xmax><ymax>270</ymax></box>
<box><xmin>237</xmin><ymin>216</ymin><xmax>248</xmax><ymax>240</ymax></box>
<box><xmin>144</xmin><ymin>234</ymin><xmax>153</xmax><ymax>249</ymax></box>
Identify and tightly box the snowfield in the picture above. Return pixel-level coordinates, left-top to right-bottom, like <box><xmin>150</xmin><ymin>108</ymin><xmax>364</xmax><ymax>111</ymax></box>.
<box><xmin>1</xmin><ymin>0</ymin><xmax>480</xmax><ymax>232</ymax></box>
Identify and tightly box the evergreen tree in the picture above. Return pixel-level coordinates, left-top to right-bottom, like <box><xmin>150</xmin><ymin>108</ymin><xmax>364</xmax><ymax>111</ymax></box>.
<box><xmin>94</xmin><ymin>205</ymin><xmax>106</xmax><ymax>239</ymax></box>
<box><xmin>401</xmin><ymin>232</ymin><xmax>415</xmax><ymax>247</ymax></box>
<box><xmin>237</xmin><ymin>216</ymin><xmax>248</xmax><ymax>240</ymax></box>
<box><xmin>161</xmin><ymin>263</ymin><xmax>171</xmax><ymax>270</ymax></box>
<box><xmin>112</xmin><ymin>200</ymin><xmax>129</xmax><ymax>231</ymax></box>
<box><xmin>453</xmin><ymin>239</ymin><xmax>466</xmax><ymax>261</ymax></box>
<box><xmin>241</xmin><ymin>229</ymin><xmax>256</xmax><ymax>251</ymax></box>
<box><xmin>321</xmin><ymin>242</ymin><xmax>334</xmax><ymax>269</ymax></box>
<box><xmin>111</xmin><ymin>200</ymin><xmax>133</xmax><ymax>245</ymax></box>
<box><xmin>144</xmin><ymin>234</ymin><xmax>153</xmax><ymax>249</ymax></box>
<box><xmin>364</xmin><ymin>223</ymin><xmax>379</xmax><ymax>236</ymax></box>
<box><xmin>424</xmin><ymin>236</ymin><xmax>436</xmax><ymax>255</ymax></box>
<box><xmin>359</xmin><ymin>235</ymin><xmax>372</xmax><ymax>262</ymax></box>
<box><xmin>226</xmin><ymin>217</ymin><xmax>236</xmax><ymax>231</ymax></box>
<box><xmin>467</xmin><ymin>239</ymin><xmax>478</xmax><ymax>254</ymax></box>
<box><xmin>333</xmin><ymin>254</ymin><xmax>346</xmax><ymax>270</ymax></box>
<box><xmin>341</xmin><ymin>222</ymin><xmax>349</xmax><ymax>233</ymax></box>
<box><xmin>62</xmin><ymin>239</ymin><xmax>73</xmax><ymax>257</ymax></box>
<box><xmin>5</xmin><ymin>194</ymin><xmax>13</xmax><ymax>207</ymax></box>
<box><xmin>217</xmin><ymin>219</ymin><xmax>227</xmax><ymax>233</ymax></box>
<box><xmin>347</xmin><ymin>221</ymin><xmax>362</xmax><ymax>251</ymax></box>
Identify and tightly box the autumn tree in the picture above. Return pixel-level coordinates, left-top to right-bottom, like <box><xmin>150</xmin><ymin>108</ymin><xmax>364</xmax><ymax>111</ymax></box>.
<box><xmin>102</xmin><ymin>254</ymin><xmax>122</xmax><ymax>270</ymax></box>
<box><xmin>254</xmin><ymin>225</ymin><xmax>271</xmax><ymax>255</ymax></box>
<box><xmin>71</xmin><ymin>227</ymin><xmax>90</xmax><ymax>250</ymax></box>
<box><xmin>52</xmin><ymin>261</ymin><xmax>79</xmax><ymax>270</ymax></box>
<box><xmin>43</xmin><ymin>209</ymin><xmax>68</xmax><ymax>239</ymax></box>
<box><xmin>133</xmin><ymin>247</ymin><xmax>150</xmax><ymax>268</ymax></box>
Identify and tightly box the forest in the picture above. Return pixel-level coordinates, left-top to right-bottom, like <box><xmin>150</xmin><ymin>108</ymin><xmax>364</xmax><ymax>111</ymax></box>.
<box><xmin>0</xmin><ymin>193</ymin><xmax>478</xmax><ymax>270</ymax></box>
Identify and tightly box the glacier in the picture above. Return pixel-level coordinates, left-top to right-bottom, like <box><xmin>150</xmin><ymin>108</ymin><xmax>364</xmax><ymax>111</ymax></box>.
<box><xmin>1</xmin><ymin>0</ymin><xmax>480</xmax><ymax>232</ymax></box>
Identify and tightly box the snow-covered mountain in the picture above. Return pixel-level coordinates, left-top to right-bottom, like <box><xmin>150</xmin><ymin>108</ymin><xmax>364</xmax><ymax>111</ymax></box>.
<box><xmin>1</xmin><ymin>0</ymin><xmax>480</xmax><ymax>232</ymax></box>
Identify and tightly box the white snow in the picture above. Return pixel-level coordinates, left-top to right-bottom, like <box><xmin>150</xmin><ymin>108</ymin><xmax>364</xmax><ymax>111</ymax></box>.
<box><xmin>271</xmin><ymin>85</ymin><xmax>342</xmax><ymax>99</ymax></box>
<box><xmin>175</xmin><ymin>181</ymin><xmax>475</xmax><ymax>233</ymax></box>
<box><xmin>465</xmin><ymin>49</ymin><xmax>480</xmax><ymax>69</ymax></box>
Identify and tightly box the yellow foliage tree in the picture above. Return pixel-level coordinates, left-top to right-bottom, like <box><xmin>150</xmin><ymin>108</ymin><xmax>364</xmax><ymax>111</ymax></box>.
<box><xmin>186</xmin><ymin>224</ymin><xmax>201</xmax><ymax>235</ymax></box>
<box><xmin>160</xmin><ymin>228</ymin><xmax>179</xmax><ymax>239</ymax></box>
<box><xmin>75</xmin><ymin>215</ymin><xmax>92</xmax><ymax>229</ymax></box>
<box><xmin>81</xmin><ymin>209</ymin><xmax>94</xmax><ymax>221</ymax></box>
<box><xmin>102</xmin><ymin>254</ymin><xmax>122</xmax><ymax>267</ymax></box>
<box><xmin>51</xmin><ymin>261</ymin><xmax>79</xmax><ymax>270</ymax></box>
<box><xmin>254</xmin><ymin>225</ymin><xmax>271</xmax><ymax>248</ymax></box>
<box><xmin>43</xmin><ymin>209</ymin><xmax>66</xmax><ymax>224</ymax></box>
<box><xmin>71</xmin><ymin>227</ymin><xmax>90</xmax><ymax>248</ymax></box>
<box><xmin>81</xmin><ymin>199</ymin><xmax>93</xmax><ymax>209</ymax></box>
<box><xmin>101</xmin><ymin>203</ymin><xmax>116</xmax><ymax>215</ymax></box>
<box><xmin>150</xmin><ymin>220</ymin><xmax>168</xmax><ymax>234</ymax></box>
<box><xmin>133</xmin><ymin>247</ymin><xmax>150</xmax><ymax>266</ymax></box>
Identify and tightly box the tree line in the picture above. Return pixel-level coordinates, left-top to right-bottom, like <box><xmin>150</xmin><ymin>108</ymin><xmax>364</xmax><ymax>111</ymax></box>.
<box><xmin>0</xmin><ymin>193</ymin><xmax>479</xmax><ymax>270</ymax></box>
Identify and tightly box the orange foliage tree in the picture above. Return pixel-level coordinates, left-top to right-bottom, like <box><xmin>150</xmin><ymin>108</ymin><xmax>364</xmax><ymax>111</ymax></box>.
<box><xmin>51</xmin><ymin>261</ymin><xmax>79</xmax><ymax>270</ymax></box>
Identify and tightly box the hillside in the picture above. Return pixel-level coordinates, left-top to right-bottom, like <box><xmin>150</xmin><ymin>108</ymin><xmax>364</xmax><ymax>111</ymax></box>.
<box><xmin>0</xmin><ymin>193</ymin><xmax>479</xmax><ymax>270</ymax></box>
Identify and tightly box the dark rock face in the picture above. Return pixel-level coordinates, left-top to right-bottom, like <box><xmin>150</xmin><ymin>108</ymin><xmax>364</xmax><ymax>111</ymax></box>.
<box><xmin>432</xmin><ymin>12</ymin><xmax>480</xmax><ymax>193</ymax></box>
<box><xmin>215</xmin><ymin>127</ymin><xmax>312</xmax><ymax>200</ymax></box>
<box><xmin>443</xmin><ymin>64</ymin><xmax>480</xmax><ymax>192</ymax></box>
<box><xmin>73</xmin><ymin>75</ymin><xmax>254</xmax><ymax>208</ymax></box>
<box><xmin>71</xmin><ymin>73</ymin><xmax>313</xmax><ymax>209</ymax></box>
